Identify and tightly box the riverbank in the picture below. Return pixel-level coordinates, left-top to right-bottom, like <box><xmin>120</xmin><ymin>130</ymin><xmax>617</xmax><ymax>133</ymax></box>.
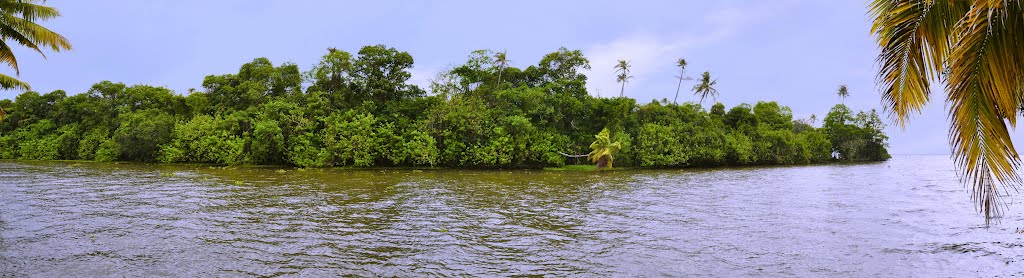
<box><xmin>0</xmin><ymin>158</ymin><xmax>887</xmax><ymax>173</ymax></box>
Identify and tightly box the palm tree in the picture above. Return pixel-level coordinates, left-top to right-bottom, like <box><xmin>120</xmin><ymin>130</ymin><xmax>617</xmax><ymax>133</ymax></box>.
<box><xmin>614</xmin><ymin>59</ymin><xmax>633</xmax><ymax>97</ymax></box>
<box><xmin>0</xmin><ymin>106</ymin><xmax>6</xmax><ymax>122</ymax></box>
<box><xmin>837</xmin><ymin>84</ymin><xmax>849</xmax><ymax>104</ymax></box>
<box><xmin>692</xmin><ymin>71</ymin><xmax>718</xmax><ymax>105</ymax></box>
<box><xmin>870</xmin><ymin>0</ymin><xmax>1024</xmax><ymax>223</ymax></box>
<box><xmin>494</xmin><ymin>50</ymin><xmax>508</xmax><ymax>87</ymax></box>
<box><xmin>673</xmin><ymin>58</ymin><xmax>689</xmax><ymax>104</ymax></box>
<box><xmin>588</xmin><ymin>128</ymin><xmax>621</xmax><ymax>170</ymax></box>
<box><xmin>0</xmin><ymin>0</ymin><xmax>73</xmax><ymax>90</ymax></box>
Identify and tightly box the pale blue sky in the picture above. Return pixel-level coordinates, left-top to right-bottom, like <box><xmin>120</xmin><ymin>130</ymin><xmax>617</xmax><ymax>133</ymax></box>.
<box><xmin>2</xmin><ymin>0</ymin><xmax>1012</xmax><ymax>155</ymax></box>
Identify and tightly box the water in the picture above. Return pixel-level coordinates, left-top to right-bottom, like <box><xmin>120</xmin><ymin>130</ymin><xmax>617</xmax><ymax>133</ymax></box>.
<box><xmin>1</xmin><ymin>155</ymin><xmax>1023</xmax><ymax>276</ymax></box>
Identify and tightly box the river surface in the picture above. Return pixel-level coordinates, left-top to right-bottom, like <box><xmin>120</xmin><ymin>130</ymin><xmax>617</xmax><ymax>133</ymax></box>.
<box><xmin>1</xmin><ymin>155</ymin><xmax>1023</xmax><ymax>277</ymax></box>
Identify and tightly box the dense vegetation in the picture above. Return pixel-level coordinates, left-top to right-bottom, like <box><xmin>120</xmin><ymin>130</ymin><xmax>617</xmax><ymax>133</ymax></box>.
<box><xmin>0</xmin><ymin>46</ymin><xmax>889</xmax><ymax>168</ymax></box>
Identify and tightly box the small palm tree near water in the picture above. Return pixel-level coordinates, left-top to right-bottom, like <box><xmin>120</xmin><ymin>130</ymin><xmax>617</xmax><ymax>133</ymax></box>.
<box><xmin>589</xmin><ymin>128</ymin><xmax>621</xmax><ymax>170</ymax></box>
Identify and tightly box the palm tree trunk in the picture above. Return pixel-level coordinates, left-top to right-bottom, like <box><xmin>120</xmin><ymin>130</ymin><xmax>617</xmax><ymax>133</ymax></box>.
<box><xmin>596</xmin><ymin>155</ymin><xmax>610</xmax><ymax>170</ymax></box>
<box><xmin>674</xmin><ymin>68</ymin><xmax>683</xmax><ymax>104</ymax></box>
<box><xmin>497</xmin><ymin>64</ymin><xmax>504</xmax><ymax>87</ymax></box>
<box><xmin>620</xmin><ymin>82</ymin><xmax>625</xmax><ymax>98</ymax></box>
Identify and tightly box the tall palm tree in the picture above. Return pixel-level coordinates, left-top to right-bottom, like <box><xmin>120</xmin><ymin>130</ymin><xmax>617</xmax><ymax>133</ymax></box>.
<box><xmin>837</xmin><ymin>84</ymin><xmax>849</xmax><ymax>104</ymax></box>
<box><xmin>692</xmin><ymin>71</ymin><xmax>718</xmax><ymax>105</ymax></box>
<box><xmin>0</xmin><ymin>0</ymin><xmax>72</xmax><ymax>90</ymax></box>
<box><xmin>494</xmin><ymin>50</ymin><xmax>508</xmax><ymax>87</ymax></box>
<box><xmin>673</xmin><ymin>58</ymin><xmax>688</xmax><ymax>104</ymax></box>
<box><xmin>870</xmin><ymin>0</ymin><xmax>1024</xmax><ymax>223</ymax></box>
<box><xmin>588</xmin><ymin>128</ymin><xmax>621</xmax><ymax>170</ymax></box>
<box><xmin>614</xmin><ymin>59</ymin><xmax>633</xmax><ymax>97</ymax></box>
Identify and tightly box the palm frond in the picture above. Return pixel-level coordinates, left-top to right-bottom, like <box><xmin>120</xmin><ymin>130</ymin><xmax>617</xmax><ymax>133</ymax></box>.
<box><xmin>1</xmin><ymin>13</ymin><xmax>72</xmax><ymax>53</ymax></box>
<box><xmin>0</xmin><ymin>39</ymin><xmax>19</xmax><ymax>74</ymax></box>
<box><xmin>0</xmin><ymin>0</ymin><xmax>62</xmax><ymax>22</ymax></box>
<box><xmin>870</xmin><ymin>0</ymin><xmax>969</xmax><ymax>127</ymax></box>
<box><xmin>945</xmin><ymin>1</ymin><xmax>1024</xmax><ymax>224</ymax></box>
<box><xmin>0</xmin><ymin>72</ymin><xmax>29</xmax><ymax>90</ymax></box>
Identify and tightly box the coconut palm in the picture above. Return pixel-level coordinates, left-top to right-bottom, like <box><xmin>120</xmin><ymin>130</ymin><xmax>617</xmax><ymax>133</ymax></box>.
<box><xmin>614</xmin><ymin>59</ymin><xmax>633</xmax><ymax>97</ymax></box>
<box><xmin>870</xmin><ymin>0</ymin><xmax>1024</xmax><ymax>223</ymax></box>
<box><xmin>494</xmin><ymin>50</ymin><xmax>508</xmax><ymax>87</ymax></box>
<box><xmin>0</xmin><ymin>0</ymin><xmax>73</xmax><ymax>90</ymax></box>
<box><xmin>673</xmin><ymin>58</ymin><xmax>689</xmax><ymax>104</ymax></box>
<box><xmin>692</xmin><ymin>71</ymin><xmax>718</xmax><ymax>105</ymax></box>
<box><xmin>588</xmin><ymin>128</ymin><xmax>621</xmax><ymax>170</ymax></box>
<box><xmin>837</xmin><ymin>84</ymin><xmax>849</xmax><ymax>104</ymax></box>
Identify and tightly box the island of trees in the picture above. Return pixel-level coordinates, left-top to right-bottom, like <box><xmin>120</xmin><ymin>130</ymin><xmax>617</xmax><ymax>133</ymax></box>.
<box><xmin>0</xmin><ymin>46</ymin><xmax>889</xmax><ymax>169</ymax></box>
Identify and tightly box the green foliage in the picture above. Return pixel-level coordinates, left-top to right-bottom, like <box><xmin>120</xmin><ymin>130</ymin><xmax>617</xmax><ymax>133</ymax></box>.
<box><xmin>0</xmin><ymin>46</ymin><xmax>888</xmax><ymax>168</ymax></box>
<box><xmin>821</xmin><ymin>104</ymin><xmax>890</xmax><ymax>161</ymax></box>
<box><xmin>589</xmin><ymin>128</ymin><xmax>621</xmax><ymax>169</ymax></box>
<box><xmin>94</xmin><ymin>139</ymin><xmax>119</xmax><ymax>162</ymax></box>
<box><xmin>110</xmin><ymin>109</ymin><xmax>176</xmax><ymax>162</ymax></box>
<box><xmin>322</xmin><ymin>111</ymin><xmax>378</xmax><ymax>167</ymax></box>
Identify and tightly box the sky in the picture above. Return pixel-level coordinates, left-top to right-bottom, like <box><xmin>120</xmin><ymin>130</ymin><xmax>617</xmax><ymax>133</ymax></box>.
<box><xmin>2</xmin><ymin>0</ymin><xmax>1017</xmax><ymax>155</ymax></box>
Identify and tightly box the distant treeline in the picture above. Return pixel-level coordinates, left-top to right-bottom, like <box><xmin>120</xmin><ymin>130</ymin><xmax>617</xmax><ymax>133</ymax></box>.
<box><xmin>0</xmin><ymin>46</ymin><xmax>890</xmax><ymax>168</ymax></box>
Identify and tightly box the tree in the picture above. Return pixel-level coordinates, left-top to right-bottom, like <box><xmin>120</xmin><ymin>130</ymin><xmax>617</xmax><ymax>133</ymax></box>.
<box><xmin>673</xmin><ymin>58</ymin><xmax>689</xmax><ymax>104</ymax></box>
<box><xmin>0</xmin><ymin>0</ymin><xmax>72</xmax><ymax>90</ymax></box>
<box><xmin>614</xmin><ymin>60</ymin><xmax>633</xmax><ymax>97</ymax></box>
<box><xmin>692</xmin><ymin>71</ymin><xmax>718</xmax><ymax>105</ymax></box>
<box><xmin>837</xmin><ymin>84</ymin><xmax>849</xmax><ymax>104</ymax></box>
<box><xmin>588</xmin><ymin>127</ymin><xmax>621</xmax><ymax>170</ymax></box>
<box><xmin>870</xmin><ymin>0</ymin><xmax>1023</xmax><ymax>223</ymax></box>
<box><xmin>494</xmin><ymin>50</ymin><xmax>508</xmax><ymax>87</ymax></box>
<box><xmin>352</xmin><ymin>44</ymin><xmax>419</xmax><ymax>104</ymax></box>
<box><xmin>0</xmin><ymin>106</ymin><xmax>6</xmax><ymax>122</ymax></box>
<box><xmin>821</xmin><ymin>104</ymin><xmax>890</xmax><ymax>162</ymax></box>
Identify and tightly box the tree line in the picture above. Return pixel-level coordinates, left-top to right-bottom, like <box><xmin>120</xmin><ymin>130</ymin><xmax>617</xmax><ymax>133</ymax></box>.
<box><xmin>0</xmin><ymin>45</ymin><xmax>890</xmax><ymax>168</ymax></box>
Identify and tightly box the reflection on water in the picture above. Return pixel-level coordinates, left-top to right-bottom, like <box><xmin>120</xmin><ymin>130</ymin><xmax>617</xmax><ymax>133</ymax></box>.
<box><xmin>1</xmin><ymin>156</ymin><xmax>1023</xmax><ymax>276</ymax></box>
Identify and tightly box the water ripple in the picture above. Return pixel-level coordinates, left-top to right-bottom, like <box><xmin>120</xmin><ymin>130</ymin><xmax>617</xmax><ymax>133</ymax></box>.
<box><xmin>1</xmin><ymin>156</ymin><xmax>1023</xmax><ymax>276</ymax></box>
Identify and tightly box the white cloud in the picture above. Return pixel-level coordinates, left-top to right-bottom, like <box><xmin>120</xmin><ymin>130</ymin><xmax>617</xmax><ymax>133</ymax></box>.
<box><xmin>583</xmin><ymin>3</ymin><xmax>784</xmax><ymax>100</ymax></box>
<box><xmin>702</xmin><ymin>6</ymin><xmax>772</xmax><ymax>42</ymax></box>
<box><xmin>584</xmin><ymin>34</ymin><xmax>693</xmax><ymax>99</ymax></box>
<box><xmin>407</xmin><ymin>66</ymin><xmax>438</xmax><ymax>92</ymax></box>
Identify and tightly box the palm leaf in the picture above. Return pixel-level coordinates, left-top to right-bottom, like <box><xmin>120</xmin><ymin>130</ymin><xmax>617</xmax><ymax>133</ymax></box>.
<box><xmin>1</xmin><ymin>13</ymin><xmax>72</xmax><ymax>52</ymax></box>
<box><xmin>870</xmin><ymin>0</ymin><xmax>969</xmax><ymax>127</ymax></box>
<box><xmin>0</xmin><ymin>0</ymin><xmax>62</xmax><ymax>22</ymax></box>
<box><xmin>0</xmin><ymin>39</ymin><xmax>19</xmax><ymax>74</ymax></box>
<box><xmin>0</xmin><ymin>72</ymin><xmax>28</xmax><ymax>90</ymax></box>
<box><xmin>944</xmin><ymin>1</ymin><xmax>1024</xmax><ymax>224</ymax></box>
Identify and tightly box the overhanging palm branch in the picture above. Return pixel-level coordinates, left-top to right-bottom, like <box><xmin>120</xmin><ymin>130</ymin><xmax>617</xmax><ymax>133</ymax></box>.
<box><xmin>870</xmin><ymin>0</ymin><xmax>1024</xmax><ymax>224</ymax></box>
<box><xmin>0</xmin><ymin>72</ymin><xmax>26</xmax><ymax>90</ymax></box>
<box><xmin>0</xmin><ymin>0</ymin><xmax>72</xmax><ymax>90</ymax></box>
